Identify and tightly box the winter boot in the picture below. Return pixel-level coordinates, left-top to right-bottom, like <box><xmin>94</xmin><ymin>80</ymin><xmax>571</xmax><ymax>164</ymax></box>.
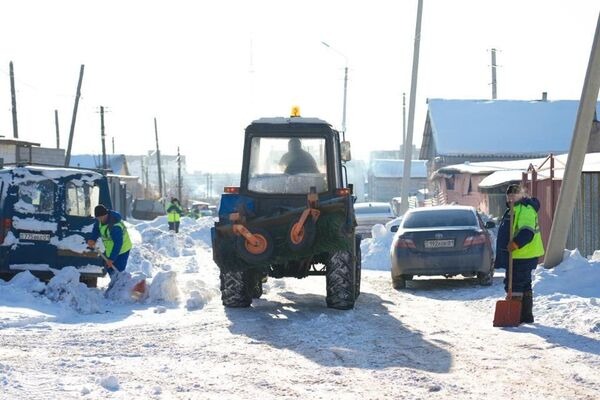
<box><xmin>521</xmin><ymin>290</ymin><xmax>534</xmax><ymax>323</ymax></box>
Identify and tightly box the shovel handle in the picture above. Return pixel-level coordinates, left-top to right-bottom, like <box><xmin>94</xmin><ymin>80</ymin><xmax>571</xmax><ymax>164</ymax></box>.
<box><xmin>507</xmin><ymin>204</ymin><xmax>514</xmax><ymax>298</ymax></box>
<box><xmin>89</xmin><ymin>246</ymin><xmax>115</xmax><ymax>270</ymax></box>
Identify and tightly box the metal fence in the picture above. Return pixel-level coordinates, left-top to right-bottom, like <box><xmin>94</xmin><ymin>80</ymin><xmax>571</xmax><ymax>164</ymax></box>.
<box><xmin>566</xmin><ymin>173</ymin><xmax>600</xmax><ymax>257</ymax></box>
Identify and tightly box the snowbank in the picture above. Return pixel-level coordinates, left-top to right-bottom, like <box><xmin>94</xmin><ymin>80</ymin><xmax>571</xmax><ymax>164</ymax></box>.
<box><xmin>360</xmin><ymin>223</ymin><xmax>394</xmax><ymax>271</ymax></box>
<box><xmin>533</xmin><ymin>249</ymin><xmax>600</xmax><ymax>335</ymax></box>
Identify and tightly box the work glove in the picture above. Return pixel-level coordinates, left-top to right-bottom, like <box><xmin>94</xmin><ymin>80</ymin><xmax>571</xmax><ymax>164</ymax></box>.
<box><xmin>105</xmin><ymin>258</ymin><xmax>114</xmax><ymax>269</ymax></box>
<box><xmin>87</xmin><ymin>239</ymin><xmax>96</xmax><ymax>249</ymax></box>
<box><xmin>508</xmin><ymin>241</ymin><xmax>519</xmax><ymax>252</ymax></box>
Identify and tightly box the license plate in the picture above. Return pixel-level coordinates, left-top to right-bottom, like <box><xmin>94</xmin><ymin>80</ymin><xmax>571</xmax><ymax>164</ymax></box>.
<box><xmin>19</xmin><ymin>232</ymin><xmax>51</xmax><ymax>241</ymax></box>
<box><xmin>424</xmin><ymin>239</ymin><xmax>454</xmax><ymax>249</ymax></box>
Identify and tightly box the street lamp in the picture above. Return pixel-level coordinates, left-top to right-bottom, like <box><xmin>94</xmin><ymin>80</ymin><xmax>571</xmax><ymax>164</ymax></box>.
<box><xmin>321</xmin><ymin>41</ymin><xmax>348</xmax><ymax>141</ymax></box>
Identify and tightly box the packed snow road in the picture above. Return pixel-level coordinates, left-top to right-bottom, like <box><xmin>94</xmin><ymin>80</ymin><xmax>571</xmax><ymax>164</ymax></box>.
<box><xmin>1</xmin><ymin>218</ymin><xmax>599</xmax><ymax>399</ymax></box>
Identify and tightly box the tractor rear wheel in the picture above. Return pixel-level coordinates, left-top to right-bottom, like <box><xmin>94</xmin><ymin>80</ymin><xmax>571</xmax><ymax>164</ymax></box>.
<box><xmin>326</xmin><ymin>249</ymin><xmax>356</xmax><ymax>310</ymax></box>
<box><xmin>220</xmin><ymin>270</ymin><xmax>252</xmax><ymax>307</ymax></box>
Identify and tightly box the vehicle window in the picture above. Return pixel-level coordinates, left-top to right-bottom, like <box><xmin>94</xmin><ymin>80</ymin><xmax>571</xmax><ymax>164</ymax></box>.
<box><xmin>16</xmin><ymin>180</ymin><xmax>56</xmax><ymax>215</ymax></box>
<box><xmin>66</xmin><ymin>182</ymin><xmax>100</xmax><ymax>217</ymax></box>
<box><xmin>248</xmin><ymin>137</ymin><xmax>328</xmax><ymax>194</ymax></box>
<box><xmin>402</xmin><ymin>209</ymin><xmax>477</xmax><ymax>228</ymax></box>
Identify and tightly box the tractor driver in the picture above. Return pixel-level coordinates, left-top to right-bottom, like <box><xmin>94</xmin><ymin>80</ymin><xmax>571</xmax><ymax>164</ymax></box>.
<box><xmin>278</xmin><ymin>138</ymin><xmax>319</xmax><ymax>175</ymax></box>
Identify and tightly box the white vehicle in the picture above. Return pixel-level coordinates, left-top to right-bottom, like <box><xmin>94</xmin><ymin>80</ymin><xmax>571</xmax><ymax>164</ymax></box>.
<box><xmin>354</xmin><ymin>202</ymin><xmax>395</xmax><ymax>238</ymax></box>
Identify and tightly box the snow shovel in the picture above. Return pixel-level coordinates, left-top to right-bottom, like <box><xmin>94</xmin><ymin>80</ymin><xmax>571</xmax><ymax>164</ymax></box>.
<box><xmin>493</xmin><ymin>205</ymin><xmax>522</xmax><ymax>327</ymax></box>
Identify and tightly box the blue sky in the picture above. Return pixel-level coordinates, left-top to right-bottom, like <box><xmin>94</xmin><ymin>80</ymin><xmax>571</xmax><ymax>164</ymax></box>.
<box><xmin>0</xmin><ymin>0</ymin><xmax>598</xmax><ymax>172</ymax></box>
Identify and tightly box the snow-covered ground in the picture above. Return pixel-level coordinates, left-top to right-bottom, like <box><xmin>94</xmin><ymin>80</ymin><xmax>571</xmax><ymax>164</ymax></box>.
<box><xmin>0</xmin><ymin>218</ymin><xmax>599</xmax><ymax>399</ymax></box>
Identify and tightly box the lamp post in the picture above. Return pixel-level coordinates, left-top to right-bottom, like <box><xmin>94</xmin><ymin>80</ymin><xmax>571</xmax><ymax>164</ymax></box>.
<box><xmin>321</xmin><ymin>41</ymin><xmax>348</xmax><ymax>141</ymax></box>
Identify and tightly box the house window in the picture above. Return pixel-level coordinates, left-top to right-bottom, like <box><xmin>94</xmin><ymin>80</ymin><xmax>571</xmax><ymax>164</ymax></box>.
<box><xmin>445</xmin><ymin>176</ymin><xmax>455</xmax><ymax>190</ymax></box>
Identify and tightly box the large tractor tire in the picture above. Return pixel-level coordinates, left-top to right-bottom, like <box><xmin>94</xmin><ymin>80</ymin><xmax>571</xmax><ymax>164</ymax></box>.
<box><xmin>250</xmin><ymin>271</ymin><xmax>264</xmax><ymax>299</ymax></box>
<box><xmin>355</xmin><ymin>235</ymin><xmax>362</xmax><ymax>298</ymax></box>
<box><xmin>326</xmin><ymin>249</ymin><xmax>357</xmax><ymax>310</ymax></box>
<box><xmin>220</xmin><ymin>270</ymin><xmax>252</xmax><ymax>308</ymax></box>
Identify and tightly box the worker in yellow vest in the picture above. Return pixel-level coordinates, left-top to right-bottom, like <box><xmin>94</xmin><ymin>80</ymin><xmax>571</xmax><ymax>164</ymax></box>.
<box><xmin>495</xmin><ymin>184</ymin><xmax>544</xmax><ymax>323</ymax></box>
<box><xmin>166</xmin><ymin>197</ymin><xmax>184</xmax><ymax>233</ymax></box>
<box><xmin>87</xmin><ymin>204</ymin><xmax>132</xmax><ymax>280</ymax></box>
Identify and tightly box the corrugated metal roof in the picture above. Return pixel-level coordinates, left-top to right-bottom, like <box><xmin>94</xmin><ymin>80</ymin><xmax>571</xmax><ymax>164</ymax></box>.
<box><xmin>427</xmin><ymin>99</ymin><xmax>600</xmax><ymax>156</ymax></box>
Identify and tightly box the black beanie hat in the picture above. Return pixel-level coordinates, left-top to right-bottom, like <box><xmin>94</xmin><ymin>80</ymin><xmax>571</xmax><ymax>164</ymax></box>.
<box><xmin>94</xmin><ymin>204</ymin><xmax>108</xmax><ymax>217</ymax></box>
<box><xmin>506</xmin><ymin>184</ymin><xmax>521</xmax><ymax>195</ymax></box>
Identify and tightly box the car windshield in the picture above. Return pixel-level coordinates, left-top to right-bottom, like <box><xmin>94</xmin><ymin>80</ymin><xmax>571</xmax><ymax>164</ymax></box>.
<box><xmin>402</xmin><ymin>209</ymin><xmax>477</xmax><ymax>228</ymax></box>
<box><xmin>247</xmin><ymin>137</ymin><xmax>328</xmax><ymax>194</ymax></box>
<box><xmin>15</xmin><ymin>180</ymin><xmax>56</xmax><ymax>215</ymax></box>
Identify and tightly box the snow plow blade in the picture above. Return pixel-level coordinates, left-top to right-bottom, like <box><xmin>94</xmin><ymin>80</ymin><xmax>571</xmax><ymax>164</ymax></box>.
<box><xmin>493</xmin><ymin>298</ymin><xmax>522</xmax><ymax>327</ymax></box>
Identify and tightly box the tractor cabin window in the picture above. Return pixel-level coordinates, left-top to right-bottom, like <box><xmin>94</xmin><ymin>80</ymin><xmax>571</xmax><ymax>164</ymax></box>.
<box><xmin>248</xmin><ymin>137</ymin><xmax>328</xmax><ymax>194</ymax></box>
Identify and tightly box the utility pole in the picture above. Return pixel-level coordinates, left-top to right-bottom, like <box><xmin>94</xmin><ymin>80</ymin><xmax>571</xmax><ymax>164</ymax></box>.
<box><xmin>112</xmin><ymin>137</ymin><xmax>115</xmax><ymax>154</ymax></box>
<box><xmin>9</xmin><ymin>61</ymin><xmax>18</xmax><ymax>139</ymax></box>
<box><xmin>154</xmin><ymin>117</ymin><xmax>163</xmax><ymax>198</ymax></box>
<box><xmin>491</xmin><ymin>48</ymin><xmax>498</xmax><ymax>99</ymax></box>
<box><xmin>100</xmin><ymin>106</ymin><xmax>107</xmax><ymax>170</ymax></box>
<box><xmin>545</xmin><ymin>12</ymin><xmax>600</xmax><ymax>268</ymax></box>
<box><xmin>65</xmin><ymin>64</ymin><xmax>85</xmax><ymax>167</ymax></box>
<box><xmin>321</xmin><ymin>41</ymin><xmax>349</xmax><ymax>140</ymax></box>
<box><xmin>206</xmin><ymin>173</ymin><xmax>210</xmax><ymax>199</ymax></box>
<box><xmin>402</xmin><ymin>92</ymin><xmax>407</xmax><ymax>149</ymax></box>
<box><xmin>54</xmin><ymin>110</ymin><xmax>60</xmax><ymax>149</ymax></box>
<box><xmin>399</xmin><ymin>0</ymin><xmax>424</xmax><ymax>214</ymax></box>
<box><xmin>177</xmin><ymin>147</ymin><xmax>182</xmax><ymax>202</ymax></box>
<box><xmin>342</xmin><ymin>66</ymin><xmax>348</xmax><ymax>140</ymax></box>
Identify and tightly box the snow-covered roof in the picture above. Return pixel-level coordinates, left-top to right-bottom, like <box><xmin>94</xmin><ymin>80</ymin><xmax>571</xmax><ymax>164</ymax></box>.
<box><xmin>426</xmin><ymin>99</ymin><xmax>600</xmax><ymax>156</ymax></box>
<box><xmin>435</xmin><ymin>152</ymin><xmax>600</xmax><ymax>189</ymax></box>
<box><xmin>252</xmin><ymin>117</ymin><xmax>330</xmax><ymax>125</ymax></box>
<box><xmin>0</xmin><ymin>165</ymin><xmax>103</xmax><ymax>182</ymax></box>
<box><xmin>369</xmin><ymin>159</ymin><xmax>428</xmax><ymax>178</ymax></box>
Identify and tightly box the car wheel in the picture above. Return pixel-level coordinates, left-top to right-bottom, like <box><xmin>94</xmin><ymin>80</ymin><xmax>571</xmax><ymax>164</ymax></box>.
<box><xmin>477</xmin><ymin>267</ymin><xmax>494</xmax><ymax>286</ymax></box>
<box><xmin>392</xmin><ymin>275</ymin><xmax>406</xmax><ymax>290</ymax></box>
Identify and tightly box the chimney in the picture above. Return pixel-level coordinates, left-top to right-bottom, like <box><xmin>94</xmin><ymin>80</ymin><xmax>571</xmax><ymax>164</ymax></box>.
<box><xmin>542</xmin><ymin>92</ymin><xmax>548</xmax><ymax>101</ymax></box>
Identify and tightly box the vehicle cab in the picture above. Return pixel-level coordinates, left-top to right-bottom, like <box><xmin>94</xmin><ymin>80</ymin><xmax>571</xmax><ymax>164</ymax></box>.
<box><xmin>0</xmin><ymin>165</ymin><xmax>112</xmax><ymax>285</ymax></box>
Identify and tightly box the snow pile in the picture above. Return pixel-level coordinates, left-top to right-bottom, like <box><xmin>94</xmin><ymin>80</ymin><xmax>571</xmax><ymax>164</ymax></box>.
<box><xmin>148</xmin><ymin>270</ymin><xmax>179</xmax><ymax>302</ymax></box>
<box><xmin>185</xmin><ymin>281</ymin><xmax>220</xmax><ymax>311</ymax></box>
<box><xmin>140</xmin><ymin>228</ymin><xmax>195</xmax><ymax>257</ymax></box>
<box><xmin>181</xmin><ymin>216</ymin><xmax>214</xmax><ymax>248</ymax></box>
<box><xmin>103</xmin><ymin>272</ymin><xmax>148</xmax><ymax>303</ymax></box>
<box><xmin>533</xmin><ymin>249</ymin><xmax>600</xmax><ymax>335</ymax></box>
<box><xmin>8</xmin><ymin>270</ymin><xmax>45</xmax><ymax>293</ymax></box>
<box><xmin>45</xmin><ymin>267</ymin><xmax>104</xmax><ymax>314</ymax></box>
<box><xmin>361</xmin><ymin>225</ymin><xmax>394</xmax><ymax>271</ymax></box>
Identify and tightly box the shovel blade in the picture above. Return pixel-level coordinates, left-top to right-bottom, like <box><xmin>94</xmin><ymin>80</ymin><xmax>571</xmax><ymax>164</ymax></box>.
<box><xmin>131</xmin><ymin>279</ymin><xmax>147</xmax><ymax>301</ymax></box>
<box><xmin>493</xmin><ymin>299</ymin><xmax>522</xmax><ymax>327</ymax></box>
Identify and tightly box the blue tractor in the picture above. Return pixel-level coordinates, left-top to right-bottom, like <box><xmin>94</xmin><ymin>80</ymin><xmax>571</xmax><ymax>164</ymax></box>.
<box><xmin>0</xmin><ymin>165</ymin><xmax>113</xmax><ymax>287</ymax></box>
<box><xmin>211</xmin><ymin>113</ymin><xmax>361</xmax><ymax>309</ymax></box>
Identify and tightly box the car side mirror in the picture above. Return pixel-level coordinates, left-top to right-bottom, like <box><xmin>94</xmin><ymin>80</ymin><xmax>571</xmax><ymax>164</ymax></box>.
<box><xmin>341</xmin><ymin>141</ymin><xmax>351</xmax><ymax>161</ymax></box>
<box><xmin>390</xmin><ymin>225</ymin><xmax>399</xmax><ymax>233</ymax></box>
<box><xmin>485</xmin><ymin>221</ymin><xmax>496</xmax><ymax>229</ymax></box>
